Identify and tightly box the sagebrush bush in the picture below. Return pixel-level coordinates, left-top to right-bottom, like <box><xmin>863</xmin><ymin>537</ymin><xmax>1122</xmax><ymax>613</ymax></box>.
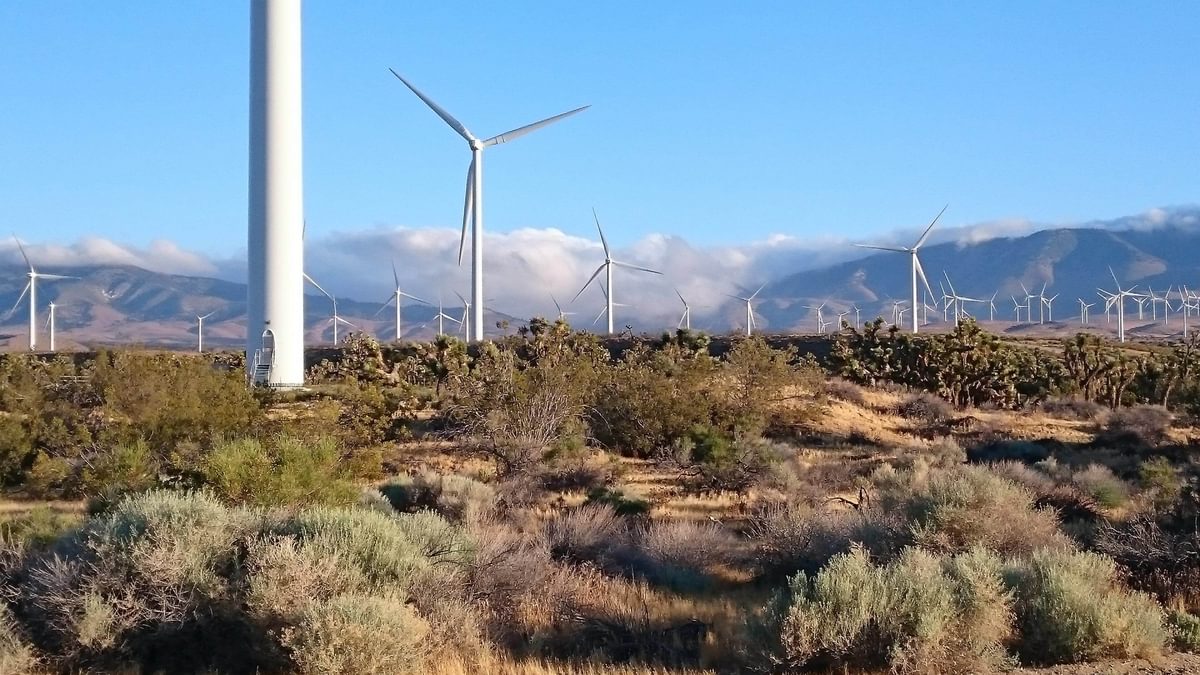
<box><xmin>1095</xmin><ymin>488</ymin><xmax>1200</xmax><ymax>610</ymax></box>
<box><xmin>0</xmin><ymin>606</ymin><xmax>36</xmax><ymax>675</ymax></box>
<box><xmin>1140</xmin><ymin>457</ymin><xmax>1184</xmax><ymax>507</ymax></box>
<box><xmin>1071</xmin><ymin>464</ymin><xmax>1130</xmax><ymax>509</ymax></box>
<box><xmin>379</xmin><ymin>472</ymin><xmax>495</xmax><ymax>524</ymax></box>
<box><xmin>203</xmin><ymin>436</ymin><xmax>360</xmax><ymax>507</ymax></box>
<box><xmin>748</xmin><ymin>502</ymin><xmax>900</xmax><ymax>578</ymax></box>
<box><xmin>622</xmin><ymin>519</ymin><xmax>742</xmax><ymax>590</ymax></box>
<box><xmin>543</xmin><ymin>503</ymin><xmax>627</xmax><ymax>566</ymax></box>
<box><xmin>1005</xmin><ymin>549</ymin><xmax>1167</xmax><ymax>664</ymax></box>
<box><xmin>896</xmin><ymin>392</ymin><xmax>953</xmax><ymax>426</ymax></box>
<box><xmin>879</xmin><ymin>464</ymin><xmax>1073</xmax><ymax>556</ymax></box>
<box><xmin>986</xmin><ymin>460</ymin><xmax>1056</xmax><ymax>496</ymax></box>
<box><xmin>777</xmin><ymin>545</ymin><xmax>1013</xmax><ymax>673</ymax></box>
<box><xmin>1040</xmin><ymin>397</ymin><xmax>1106</xmax><ymax>421</ymax></box>
<box><xmin>283</xmin><ymin>593</ymin><xmax>432</xmax><ymax>675</ymax></box>
<box><xmin>824</xmin><ymin>377</ymin><xmax>868</xmax><ymax>405</ymax></box>
<box><xmin>1170</xmin><ymin>610</ymin><xmax>1200</xmax><ymax>653</ymax></box>
<box><xmin>1103</xmin><ymin>404</ymin><xmax>1173</xmax><ymax>447</ymax></box>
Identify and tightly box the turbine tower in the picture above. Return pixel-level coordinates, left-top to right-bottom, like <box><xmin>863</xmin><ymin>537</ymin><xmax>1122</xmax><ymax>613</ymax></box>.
<box><xmin>573</xmin><ymin>210</ymin><xmax>662</xmax><ymax>334</ymax></box>
<box><xmin>247</xmin><ymin>0</ymin><xmax>304</xmax><ymax>386</ymax></box>
<box><xmin>7</xmin><ymin>236</ymin><xmax>76</xmax><ymax>352</ymax></box>
<box><xmin>727</xmin><ymin>284</ymin><xmax>765</xmax><ymax>337</ymax></box>
<box><xmin>853</xmin><ymin>204</ymin><xmax>946</xmax><ymax>334</ymax></box>
<box><xmin>390</xmin><ymin>69</ymin><xmax>588</xmax><ymax>342</ymax></box>
<box><xmin>46</xmin><ymin>302</ymin><xmax>56</xmax><ymax>353</ymax></box>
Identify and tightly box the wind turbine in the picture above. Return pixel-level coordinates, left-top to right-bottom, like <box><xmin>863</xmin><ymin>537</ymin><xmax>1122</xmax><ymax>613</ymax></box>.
<box><xmin>674</xmin><ymin>288</ymin><xmax>691</xmax><ymax>330</ymax></box>
<box><xmin>802</xmin><ymin>301</ymin><xmax>826</xmax><ymax>334</ymax></box>
<box><xmin>550</xmin><ymin>294</ymin><xmax>576</xmax><ymax>323</ymax></box>
<box><xmin>196</xmin><ymin>311</ymin><xmax>216</xmax><ymax>353</ymax></box>
<box><xmin>46</xmin><ymin>302</ymin><xmax>57</xmax><ymax>353</ymax></box>
<box><xmin>942</xmin><ymin>272</ymin><xmax>982</xmax><ymax>326</ymax></box>
<box><xmin>304</xmin><ymin>273</ymin><xmax>352</xmax><ymax>345</ymax></box>
<box><xmin>1077</xmin><ymin>298</ymin><xmax>1094</xmax><ymax>326</ymax></box>
<box><xmin>851</xmin><ymin>304</ymin><xmax>861</xmax><ymax>330</ymax></box>
<box><xmin>590</xmin><ymin>281</ymin><xmax>629</xmax><ymax>328</ymax></box>
<box><xmin>836</xmin><ymin>310</ymin><xmax>850</xmax><ymax>331</ymax></box>
<box><xmin>7</xmin><ymin>236</ymin><xmax>76</xmax><ymax>351</ymax></box>
<box><xmin>389</xmin><ymin>69</ymin><xmax>588</xmax><ymax>342</ymax></box>
<box><xmin>853</xmin><ymin>205</ymin><xmax>946</xmax><ymax>333</ymax></box>
<box><xmin>726</xmin><ymin>284</ymin><xmax>765</xmax><ymax>337</ymax></box>
<box><xmin>572</xmin><ymin>209</ymin><xmax>662</xmax><ymax>334</ymax></box>
<box><xmin>454</xmin><ymin>291</ymin><xmax>471</xmax><ymax>339</ymax></box>
<box><xmin>1012</xmin><ymin>296</ymin><xmax>1024</xmax><ymax>322</ymax></box>
<box><xmin>374</xmin><ymin>260</ymin><xmax>430</xmax><ymax>342</ymax></box>
<box><xmin>986</xmin><ymin>292</ymin><xmax>998</xmax><ymax>322</ymax></box>
<box><xmin>1102</xmin><ymin>268</ymin><xmax>1141</xmax><ymax>343</ymax></box>
<box><xmin>1043</xmin><ymin>293</ymin><xmax>1059</xmax><ymax>323</ymax></box>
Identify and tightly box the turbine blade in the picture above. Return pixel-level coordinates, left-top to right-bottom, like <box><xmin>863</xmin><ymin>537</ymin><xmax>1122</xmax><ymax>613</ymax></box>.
<box><xmin>483</xmin><ymin>105</ymin><xmax>589</xmax><ymax>146</ymax></box>
<box><xmin>593</xmin><ymin>208</ymin><xmax>610</xmax><ymax>258</ymax></box>
<box><xmin>572</xmin><ymin>264</ymin><xmax>607</xmax><ymax>303</ymax></box>
<box><xmin>388</xmin><ymin>68</ymin><xmax>475</xmax><ymax>141</ymax></box>
<box><xmin>5</xmin><ymin>281</ymin><xmax>30</xmax><ymax>319</ymax></box>
<box><xmin>748</xmin><ymin>283</ymin><xmax>767</xmax><ymax>300</ymax></box>
<box><xmin>592</xmin><ymin>306</ymin><xmax>607</xmax><ymax>326</ymax></box>
<box><xmin>459</xmin><ymin>157</ymin><xmax>475</xmax><ymax>265</ymax></box>
<box><xmin>372</xmin><ymin>295</ymin><xmax>397</xmax><ymax>318</ymax></box>
<box><xmin>303</xmin><ymin>273</ymin><xmax>334</xmax><ymax>301</ymax></box>
<box><xmin>391</xmin><ymin>259</ymin><xmax>400</xmax><ymax>288</ymax></box>
<box><xmin>611</xmin><ymin>260</ymin><xmax>662</xmax><ymax>275</ymax></box>
<box><xmin>12</xmin><ymin>235</ymin><xmax>32</xmax><ymax>271</ymax></box>
<box><xmin>35</xmin><ymin>274</ymin><xmax>75</xmax><ymax>281</ymax></box>
<box><xmin>913</xmin><ymin>255</ymin><xmax>935</xmax><ymax>301</ymax></box>
<box><xmin>942</xmin><ymin>270</ymin><xmax>957</xmax><ymax>296</ymax></box>
<box><xmin>398</xmin><ymin>291</ymin><xmax>431</xmax><ymax>305</ymax></box>
<box><xmin>912</xmin><ymin>203</ymin><xmax>949</xmax><ymax>249</ymax></box>
<box><xmin>551</xmin><ymin>294</ymin><xmax>563</xmax><ymax>313</ymax></box>
<box><xmin>674</xmin><ymin>287</ymin><xmax>686</xmax><ymax>305</ymax></box>
<box><xmin>853</xmin><ymin>243</ymin><xmax>907</xmax><ymax>253</ymax></box>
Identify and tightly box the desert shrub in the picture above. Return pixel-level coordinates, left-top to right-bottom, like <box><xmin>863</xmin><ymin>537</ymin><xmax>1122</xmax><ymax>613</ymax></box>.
<box><xmin>276</xmin><ymin>507</ymin><xmax>473</xmax><ymax>593</ymax></box>
<box><xmin>1005</xmin><ymin>549</ymin><xmax>1167</xmax><ymax>664</ymax></box>
<box><xmin>1103</xmin><ymin>404</ymin><xmax>1173</xmax><ymax>447</ymax></box>
<box><xmin>986</xmin><ymin>460</ymin><xmax>1056</xmax><ymax>495</ymax></box>
<box><xmin>282</xmin><ymin>593</ymin><xmax>432</xmax><ymax>675</ymax></box>
<box><xmin>1170</xmin><ymin>610</ymin><xmax>1200</xmax><ymax>653</ymax></box>
<box><xmin>877</xmin><ymin>464</ymin><xmax>1074</xmax><ymax>556</ymax></box>
<box><xmin>0</xmin><ymin>606</ymin><xmax>37</xmax><ymax>675</ymax></box>
<box><xmin>1140</xmin><ymin>456</ymin><xmax>1184</xmax><ymax>507</ymax></box>
<box><xmin>825</xmin><ymin>377</ymin><xmax>868</xmax><ymax>406</ymax></box>
<box><xmin>925</xmin><ymin>437</ymin><xmax>966</xmax><ymax>467</ymax></box>
<box><xmin>583</xmin><ymin>486</ymin><xmax>650</xmax><ymax>517</ymax></box>
<box><xmin>335</xmin><ymin>383</ymin><xmax>420</xmax><ymax>446</ymax></box>
<box><xmin>202</xmin><ymin>436</ymin><xmax>360</xmax><ymax>507</ymax></box>
<box><xmin>896</xmin><ymin>392</ymin><xmax>953</xmax><ymax>426</ymax></box>
<box><xmin>748</xmin><ymin>502</ymin><xmax>901</xmax><ymax>578</ymax></box>
<box><xmin>0</xmin><ymin>507</ymin><xmax>82</xmax><ymax>549</ymax></box>
<box><xmin>1095</xmin><ymin>488</ymin><xmax>1200</xmax><ymax>610</ymax></box>
<box><xmin>776</xmin><ymin>545</ymin><xmax>1013</xmax><ymax>673</ymax></box>
<box><xmin>543</xmin><ymin>503</ymin><xmax>627</xmax><ymax>565</ymax></box>
<box><xmin>620</xmin><ymin>519</ymin><xmax>742</xmax><ymax>590</ymax></box>
<box><xmin>1040</xmin><ymin>397</ymin><xmax>1106</xmax><ymax>421</ymax></box>
<box><xmin>1071</xmin><ymin>464</ymin><xmax>1130</xmax><ymax>509</ymax></box>
<box><xmin>538</xmin><ymin>452</ymin><xmax>617</xmax><ymax>493</ymax></box>
<box><xmin>966</xmin><ymin>439</ymin><xmax>1052</xmax><ymax>464</ymax></box>
<box><xmin>378</xmin><ymin>472</ymin><xmax>495</xmax><ymax>524</ymax></box>
<box><xmin>670</xmin><ymin>426</ymin><xmax>782</xmax><ymax>492</ymax></box>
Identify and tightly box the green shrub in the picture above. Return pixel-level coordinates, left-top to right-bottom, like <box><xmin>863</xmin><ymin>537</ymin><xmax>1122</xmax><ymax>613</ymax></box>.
<box><xmin>882</xmin><ymin>464</ymin><xmax>1073</xmax><ymax>556</ymax></box>
<box><xmin>1103</xmin><ymin>404</ymin><xmax>1173</xmax><ymax>447</ymax></box>
<box><xmin>202</xmin><ymin>436</ymin><xmax>359</xmax><ymax>507</ymax></box>
<box><xmin>896</xmin><ymin>392</ymin><xmax>953</xmax><ymax>426</ymax></box>
<box><xmin>748</xmin><ymin>502</ymin><xmax>901</xmax><ymax>578</ymax></box>
<box><xmin>1071</xmin><ymin>464</ymin><xmax>1130</xmax><ymax>509</ymax></box>
<box><xmin>282</xmin><ymin>593</ymin><xmax>432</xmax><ymax>675</ymax></box>
<box><xmin>777</xmin><ymin>545</ymin><xmax>1013</xmax><ymax>673</ymax></box>
<box><xmin>672</xmin><ymin>426</ymin><xmax>781</xmax><ymax>492</ymax></box>
<box><xmin>1140</xmin><ymin>457</ymin><xmax>1184</xmax><ymax>507</ymax></box>
<box><xmin>0</xmin><ymin>606</ymin><xmax>36</xmax><ymax>675</ymax></box>
<box><xmin>0</xmin><ymin>507</ymin><xmax>82</xmax><ymax>548</ymax></box>
<box><xmin>583</xmin><ymin>487</ymin><xmax>649</xmax><ymax>517</ymax></box>
<box><xmin>1170</xmin><ymin>610</ymin><xmax>1200</xmax><ymax>653</ymax></box>
<box><xmin>378</xmin><ymin>472</ymin><xmax>495</xmax><ymax>524</ymax></box>
<box><xmin>1005</xmin><ymin>549</ymin><xmax>1167</xmax><ymax>664</ymax></box>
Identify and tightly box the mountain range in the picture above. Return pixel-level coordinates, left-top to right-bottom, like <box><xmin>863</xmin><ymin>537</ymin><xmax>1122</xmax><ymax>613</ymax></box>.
<box><xmin>5</xmin><ymin>209</ymin><xmax>1200</xmax><ymax>350</ymax></box>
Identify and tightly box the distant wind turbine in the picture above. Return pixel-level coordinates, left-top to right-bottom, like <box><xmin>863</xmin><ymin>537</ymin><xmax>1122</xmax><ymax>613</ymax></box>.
<box><xmin>304</xmin><ymin>273</ymin><xmax>353</xmax><ymax>345</ymax></box>
<box><xmin>196</xmin><ymin>311</ymin><xmax>216</xmax><ymax>353</ymax></box>
<box><xmin>390</xmin><ymin>69</ymin><xmax>588</xmax><ymax>342</ymax></box>
<box><xmin>572</xmin><ymin>209</ymin><xmax>662</xmax><ymax>334</ymax></box>
<box><xmin>727</xmin><ymin>284</ymin><xmax>765</xmax><ymax>337</ymax></box>
<box><xmin>675</xmin><ymin>288</ymin><xmax>691</xmax><ymax>330</ymax></box>
<box><xmin>551</xmin><ymin>294</ymin><xmax>576</xmax><ymax>323</ymax></box>
<box><xmin>46</xmin><ymin>302</ymin><xmax>57</xmax><ymax>353</ymax></box>
<box><xmin>374</xmin><ymin>260</ymin><xmax>430</xmax><ymax>342</ymax></box>
<box><xmin>6</xmin><ymin>235</ymin><xmax>77</xmax><ymax>351</ymax></box>
<box><xmin>853</xmin><ymin>205</ymin><xmax>947</xmax><ymax>334</ymax></box>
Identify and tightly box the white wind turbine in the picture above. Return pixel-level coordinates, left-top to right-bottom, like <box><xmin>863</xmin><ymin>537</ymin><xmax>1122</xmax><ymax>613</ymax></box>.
<box><xmin>304</xmin><ymin>274</ymin><xmax>353</xmax><ymax>345</ymax></box>
<box><xmin>727</xmin><ymin>284</ymin><xmax>765</xmax><ymax>337</ymax></box>
<box><xmin>434</xmin><ymin>295</ymin><xmax>461</xmax><ymax>337</ymax></box>
<box><xmin>986</xmin><ymin>292</ymin><xmax>998</xmax><ymax>322</ymax></box>
<box><xmin>1043</xmin><ymin>293</ymin><xmax>1059</xmax><ymax>323</ymax></box>
<box><xmin>942</xmin><ymin>272</ymin><xmax>982</xmax><ymax>326</ymax></box>
<box><xmin>7</xmin><ymin>236</ymin><xmax>77</xmax><ymax>351</ymax></box>
<box><xmin>851</xmin><ymin>304</ymin><xmax>861</xmax><ymax>330</ymax></box>
<box><xmin>590</xmin><ymin>281</ymin><xmax>629</xmax><ymax>328</ymax></box>
<box><xmin>802</xmin><ymin>301</ymin><xmax>826</xmax><ymax>334</ymax></box>
<box><xmin>836</xmin><ymin>310</ymin><xmax>850</xmax><ymax>331</ymax></box>
<box><xmin>550</xmin><ymin>294</ymin><xmax>576</xmax><ymax>323</ymax></box>
<box><xmin>1101</xmin><ymin>268</ymin><xmax>1141</xmax><ymax>343</ymax></box>
<box><xmin>46</xmin><ymin>302</ymin><xmax>57</xmax><ymax>353</ymax></box>
<box><xmin>374</xmin><ymin>260</ymin><xmax>430</xmax><ymax>342</ymax></box>
<box><xmin>196</xmin><ymin>311</ymin><xmax>216</xmax><ymax>353</ymax></box>
<box><xmin>853</xmin><ymin>205</ymin><xmax>947</xmax><ymax>334</ymax></box>
<box><xmin>1077</xmin><ymin>298</ymin><xmax>1093</xmax><ymax>326</ymax></box>
<box><xmin>573</xmin><ymin>210</ymin><xmax>662</xmax><ymax>334</ymax></box>
<box><xmin>454</xmin><ymin>291</ymin><xmax>472</xmax><ymax>339</ymax></box>
<box><xmin>674</xmin><ymin>288</ymin><xmax>691</xmax><ymax>330</ymax></box>
<box><xmin>390</xmin><ymin>69</ymin><xmax>588</xmax><ymax>342</ymax></box>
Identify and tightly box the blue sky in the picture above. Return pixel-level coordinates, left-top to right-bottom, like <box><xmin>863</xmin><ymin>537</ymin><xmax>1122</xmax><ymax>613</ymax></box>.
<box><xmin>1</xmin><ymin>1</ymin><xmax>1197</xmax><ymax>259</ymax></box>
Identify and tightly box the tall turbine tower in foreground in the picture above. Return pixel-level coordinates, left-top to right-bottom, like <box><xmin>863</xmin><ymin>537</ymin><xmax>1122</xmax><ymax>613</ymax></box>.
<box><xmin>247</xmin><ymin>0</ymin><xmax>304</xmax><ymax>387</ymax></box>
